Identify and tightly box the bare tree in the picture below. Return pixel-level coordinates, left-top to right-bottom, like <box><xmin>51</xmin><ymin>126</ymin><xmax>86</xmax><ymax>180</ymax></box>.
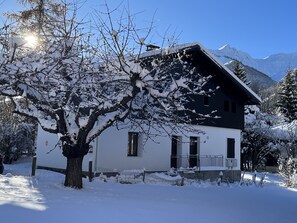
<box><xmin>0</xmin><ymin>0</ymin><xmax>213</xmax><ymax>188</ymax></box>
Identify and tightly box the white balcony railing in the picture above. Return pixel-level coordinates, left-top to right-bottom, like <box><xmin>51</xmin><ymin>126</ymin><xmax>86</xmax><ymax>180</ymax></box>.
<box><xmin>171</xmin><ymin>155</ymin><xmax>224</xmax><ymax>169</ymax></box>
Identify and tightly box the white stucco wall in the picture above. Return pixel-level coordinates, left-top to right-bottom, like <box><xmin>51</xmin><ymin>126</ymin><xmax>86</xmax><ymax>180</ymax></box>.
<box><xmin>36</xmin><ymin>124</ymin><xmax>241</xmax><ymax>173</ymax></box>
<box><xmin>95</xmin><ymin>124</ymin><xmax>241</xmax><ymax>172</ymax></box>
<box><xmin>36</xmin><ymin>125</ymin><xmax>94</xmax><ymax>172</ymax></box>
<box><xmin>95</xmin><ymin>126</ymin><xmax>171</xmax><ymax>172</ymax></box>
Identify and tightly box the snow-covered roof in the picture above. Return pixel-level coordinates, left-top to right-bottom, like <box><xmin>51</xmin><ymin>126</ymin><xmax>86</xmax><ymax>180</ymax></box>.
<box><xmin>140</xmin><ymin>42</ymin><xmax>261</xmax><ymax>105</ymax></box>
<box><xmin>139</xmin><ymin>43</ymin><xmax>200</xmax><ymax>58</ymax></box>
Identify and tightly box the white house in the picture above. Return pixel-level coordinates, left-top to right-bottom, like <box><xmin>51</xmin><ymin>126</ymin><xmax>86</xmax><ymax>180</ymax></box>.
<box><xmin>36</xmin><ymin>42</ymin><xmax>261</xmax><ymax>181</ymax></box>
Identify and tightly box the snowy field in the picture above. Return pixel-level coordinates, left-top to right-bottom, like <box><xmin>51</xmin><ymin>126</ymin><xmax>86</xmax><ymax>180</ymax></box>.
<box><xmin>1</xmin><ymin>159</ymin><xmax>297</xmax><ymax>223</ymax></box>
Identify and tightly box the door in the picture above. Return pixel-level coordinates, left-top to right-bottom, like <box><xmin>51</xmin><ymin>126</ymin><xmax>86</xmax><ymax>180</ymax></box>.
<box><xmin>227</xmin><ymin>138</ymin><xmax>235</xmax><ymax>158</ymax></box>
<box><xmin>189</xmin><ymin>137</ymin><xmax>199</xmax><ymax>168</ymax></box>
<box><xmin>171</xmin><ymin>135</ymin><xmax>178</xmax><ymax>168</ymax></box>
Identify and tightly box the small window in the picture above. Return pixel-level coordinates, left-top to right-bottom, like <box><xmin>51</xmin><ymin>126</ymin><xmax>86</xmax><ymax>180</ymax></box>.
<box><xmin>227</xmin><ymin>138</ymin><xmax>235</xmax><ymax>158</ymax></box>
<box><xmin>231</xmin><ymin>102</ymin><xmax>236</xmax><ymax>113</ymax></box>
<box><xmin>203</xmin><ymin>95</ymin><xmax>209</xmax><ymax>106</ymax></box>
<box><xmin>224</xmin><ymin>100</ymin><xmax>229</xmax><ymax>112</ymax></box>
<box><xmin>128</xmin><ymin>132</ymin><xmax>139</xmax><ymax>156</ymax></box>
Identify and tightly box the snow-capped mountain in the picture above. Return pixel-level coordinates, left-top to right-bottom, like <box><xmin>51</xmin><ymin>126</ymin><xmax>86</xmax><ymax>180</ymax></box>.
<box><xmin>211</xmin><ymin>44</ymin><xmax>297</xmax><ymax>80</ymax></box>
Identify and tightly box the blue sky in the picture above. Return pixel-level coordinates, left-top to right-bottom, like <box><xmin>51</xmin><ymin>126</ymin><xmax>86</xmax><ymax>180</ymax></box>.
<box><xmin>1</xmin><ymin>0</ymin><xmax>297</xmax><ymax>58</ymax></box>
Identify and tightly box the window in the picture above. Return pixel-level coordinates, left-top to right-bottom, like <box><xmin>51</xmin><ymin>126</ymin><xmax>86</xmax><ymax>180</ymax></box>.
<box><xmin>189</xmin><ymin>137</ymin><xmax>199</xmax><ymax>168</ymax></box>
<box><xmin>227</xmin><ymin>138</ymin><xmax>235</xmax><ymax>158</ymax></box>
<box><xmin>171</xmin><ymin>135</ymin><xmax>182</xmax><ymax>168</ymax></box>
<box><xmin>224</xmin><ymin>100</ymin><xmax>229</xmax><ymax>112</ymax></box>
<box><xmin>203</xmin><ymin>95</ymin><xmax>209</xmax><ymax>106</ymax></box>
<box><xmin>171</xmin><ymin>136</ymin><xmax>178</xmax><ymax>168</ymax></box>
<box><xmin>128</xmin><ymin>132</ymin><xmax>139</xmax><ymax>156</ymax></box>
<box><xmin>231</xmin><ymin>102</ymin><xmax>236</xmax><ymax>113</ymax></box>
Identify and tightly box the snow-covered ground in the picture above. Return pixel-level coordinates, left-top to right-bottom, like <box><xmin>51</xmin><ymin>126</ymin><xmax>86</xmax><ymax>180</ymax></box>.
<box><xmin>1</xmin><ymin>159</ymin><xmax>297</xmax><ymax>223</ymax></box>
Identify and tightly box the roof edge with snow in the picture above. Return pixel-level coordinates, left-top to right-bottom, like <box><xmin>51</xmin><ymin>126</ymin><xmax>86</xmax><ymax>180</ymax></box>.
<box><xmin>140</xmin><ymin>42</ymin><xmax>261</xmax><ymax>105</ymax></box>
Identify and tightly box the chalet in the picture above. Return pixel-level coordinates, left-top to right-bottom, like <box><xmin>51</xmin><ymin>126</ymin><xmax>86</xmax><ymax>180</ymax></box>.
<box><xmin>36</xmin><ymin>42</ymin><xmax>261</xmax><ymax>181</ymax></box>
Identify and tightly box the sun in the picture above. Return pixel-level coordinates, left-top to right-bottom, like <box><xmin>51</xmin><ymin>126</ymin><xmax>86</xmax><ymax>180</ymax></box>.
<box><xmin>24</xmin><ymin>34</ymin><xmax>38</xmax><ymax>48</ymax></box>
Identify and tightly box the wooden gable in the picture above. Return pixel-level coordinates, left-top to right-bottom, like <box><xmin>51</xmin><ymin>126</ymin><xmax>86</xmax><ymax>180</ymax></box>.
<box><xmin>186</xmin><ymin>45</ymin><xmax>260</xmax><ymax>130</ymax></box>
<box><xmin>140</xmin><ymin>42</ymin><xmax>261</xmax><ymax>130</ymax></box>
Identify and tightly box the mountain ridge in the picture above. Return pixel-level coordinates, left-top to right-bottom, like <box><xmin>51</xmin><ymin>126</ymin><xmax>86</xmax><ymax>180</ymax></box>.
<box><xmin>211</xmin><ymin>45</ymin><xmax>297</xmax><ymax>80</ymax></box>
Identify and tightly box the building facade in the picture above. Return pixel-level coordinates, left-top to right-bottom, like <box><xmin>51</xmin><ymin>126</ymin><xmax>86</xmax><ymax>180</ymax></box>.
<box><xmin>36</xmin><ymin>42</ymin><xmax>261</xmax><ymax>181</ymax></box>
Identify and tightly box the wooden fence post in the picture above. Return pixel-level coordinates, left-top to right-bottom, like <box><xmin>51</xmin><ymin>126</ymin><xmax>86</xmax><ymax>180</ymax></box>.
<box><xmin>88</xmin><ymin>161</ymin><xmax>93</xmax><ymax>182</ymax></box>
<box><xmin>31</xmin><ymin>156</ymin><xmax>37</xmax><ymax>176</ymax></box>
<box><xmin>142</xmin><ymin>170</ymin><xmax>146</xmax><ymax>183</ymax></box>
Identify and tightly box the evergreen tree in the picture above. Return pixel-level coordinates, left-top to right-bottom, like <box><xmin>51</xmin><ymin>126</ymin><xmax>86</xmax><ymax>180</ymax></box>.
<box><xmin>232</xmin><ymin>60</ymin><xmax>250</xmax><ymax>85</ymax></box>
<box><xmin>276</xmin><ymin>69</ymin><xmax>297</xmax><ymax>121</ymax></box>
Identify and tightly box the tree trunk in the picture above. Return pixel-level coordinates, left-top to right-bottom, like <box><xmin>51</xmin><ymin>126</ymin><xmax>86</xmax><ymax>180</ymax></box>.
<box><xmin>62</xmin><ymin>141</ymin><xmax>89</xmax><ymax>189</ymax></box>
<box><xmin>64</xmin><ymin>156</ymin><xmax>84</xmax><ymax>189</ymax></box>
